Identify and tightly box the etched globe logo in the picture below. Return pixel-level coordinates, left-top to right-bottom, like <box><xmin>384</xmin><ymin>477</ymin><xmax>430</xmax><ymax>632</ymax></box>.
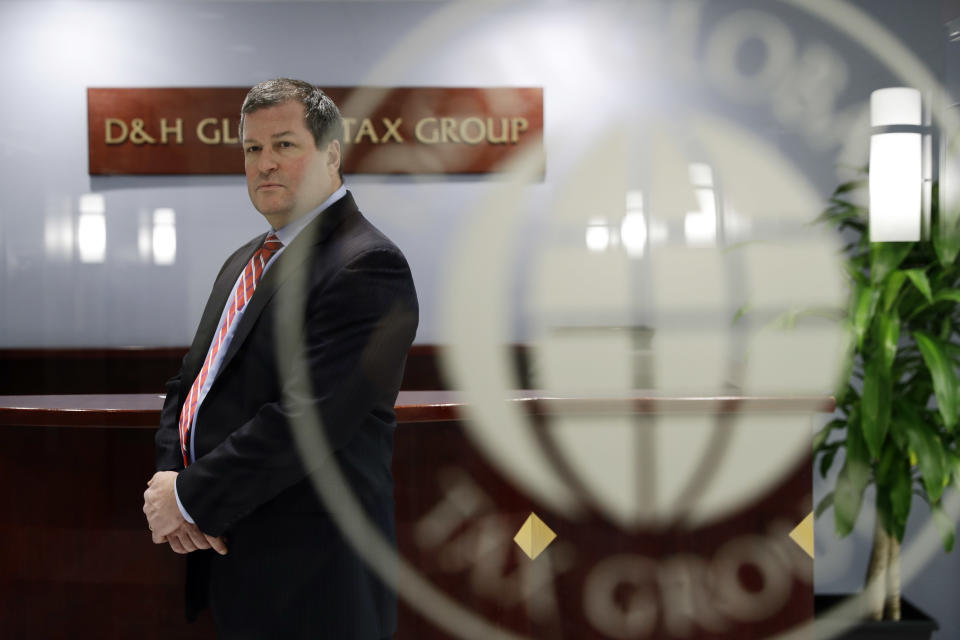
<box><xmin>442</xmin><ymin>113</ymin><xmax>848</xmax><ymax>532</ymax></box>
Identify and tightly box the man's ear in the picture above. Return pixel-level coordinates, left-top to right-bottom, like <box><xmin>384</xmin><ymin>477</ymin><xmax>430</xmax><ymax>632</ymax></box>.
<box><xmin>327</xmin><ymin>140</ymin><xmax>341</xmax><ymax>176</ymax></box>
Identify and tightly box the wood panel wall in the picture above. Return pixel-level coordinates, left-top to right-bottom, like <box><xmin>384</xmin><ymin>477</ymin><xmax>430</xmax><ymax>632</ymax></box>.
<box><xmin>0</xmin><ymin>346</ymin><xmax>534</xmax><ymax>394</ymax></box>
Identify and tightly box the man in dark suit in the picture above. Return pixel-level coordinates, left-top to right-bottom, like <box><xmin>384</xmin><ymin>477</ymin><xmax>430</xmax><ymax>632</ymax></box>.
<box><xmin>143</xmin><ymin>78</ymin><xmax>418</xmax><ymax>639</ymax></box>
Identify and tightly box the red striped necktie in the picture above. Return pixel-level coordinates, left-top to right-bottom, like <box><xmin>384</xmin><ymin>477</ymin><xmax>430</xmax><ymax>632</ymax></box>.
<box><xmin>178</xmin><ymin>233</ymin><xmax>283</xmax><ymax>466</ymax></box>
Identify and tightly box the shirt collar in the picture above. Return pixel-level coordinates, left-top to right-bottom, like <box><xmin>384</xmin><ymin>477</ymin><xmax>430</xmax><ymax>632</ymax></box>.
<box><xmin>272</xmin><ymin>184</ymin><xmax>348</xmax><ymax>246</ymax></box>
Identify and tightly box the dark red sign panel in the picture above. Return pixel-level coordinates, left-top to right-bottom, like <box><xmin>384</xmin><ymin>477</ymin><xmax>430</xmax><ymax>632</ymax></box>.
<box><xmin>87</xmin><ymin>87</ymin><xmax>543</xmax><ymax>175</ymax></box>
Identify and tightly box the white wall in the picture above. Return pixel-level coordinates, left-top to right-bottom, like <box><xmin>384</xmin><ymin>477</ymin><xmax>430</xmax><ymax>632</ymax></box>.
<box><xmin>0</xmin><ymin>0</ymin><xmax>932</xmax><ymax>348</ymax></box>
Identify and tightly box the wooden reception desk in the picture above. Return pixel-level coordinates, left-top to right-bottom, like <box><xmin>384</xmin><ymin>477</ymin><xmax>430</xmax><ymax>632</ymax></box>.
<box><xmin>0</xmin><ymin>392</ymin><xmax>831</xmax><ymax>640</ymax></box>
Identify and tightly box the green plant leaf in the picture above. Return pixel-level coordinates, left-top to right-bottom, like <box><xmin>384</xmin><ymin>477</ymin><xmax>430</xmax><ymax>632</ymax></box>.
<box><xmin>934</xmin><ymin>290</ymin><xmax>960</xmax><ymax>305</ymax></box>
<box><xmin>844</xmin><ymin>260</ymin><xmax>868</xmax><ymax>288</ymax></box>
<box><xmin>731</xmin><ymin>302</ymin><xmax>750</xmax><ymax>325</ymax></box>
<box><xmin>914</xmin><ymin>331</ymin><xmax>959</xmax><ymax>431</ymax></box>
<box><xmin>836</xmin><ymin>381</ymin><xmax>858</xmax><ymax>408</ymax></box>
<box><xmin>852</xmin><ymin>285</ymin><xmax>879</xmax><ymax>350</ymax></box>
<box><xmin>877</xmin><ymin>313</ymin><xmax>901</xmax><ymax>373</ymax></box>
<box><xmin>819</xmin><ymin>446</ymin><xmax>839</xmax><ymax>478</ymax></box>
<box><xmin>862</xmin><ymin>356</ymin><xmax>892</xmax><ymax>459</ymax></box>
<box><xmin>889</xmin><ymin>408</ymin><xmax>910</xmax><ymax>450</ymax></box>
<box><xmin>842</xmin><ymin>219</ymin><xmax>868</xmax><ymax>234</ymax></box>
<box><xmin>875</xmin><ymin>439</ymin><xmax>913</xmax><ymax>540</ymax></box>
<box><xmin>906</xmin><ymin>379</ymin><xmax>935</xmax><ymax>409</ymax></box>
<box><xmin>835</xmin><ymin>179</ymin><xmax>869</xmax><ymax>194</ymax></box>
<box><xmin>903</xmin><ymin>418</ymin><xmax>947</xmax><ymax>503</ymax></box>
<box><xmin>771</xmin><ymin>308</ymin><xmax>799</xmax><ymax>330</ymax></box>
<box><xmin>932</xmin><ymin>501</ymin><xmax>956</xmax><ymax>552</ymax></box>
<box><xmin>814</xmin><ymin>419</ymin><xmax>844</xmax><ymax>452</ymax></box>
<box><xmin>876</xmin><ymin>489</ymin><xmax>895</xmax><ymax>539</ymax></box>
<box><xmin>876</xmin><ymin>457</ymin><xmax>911</xmax><ymax>543</ymax></box>
<box><xmin>882</xmin><ymin>271</ymin><xmax>907</xmax><ymax>311</ymax></box>
<box><xmin>834</xmin><ymin>415</ymin><xmax>871</xmax><ymax>537</ymax></box>
<box><xmin>834</xmin><ymin>331</ymin><xmax>857</xmax><ymax>404</ymax></box>
<box><xmin>875</xmin><ymin>441</ymin><xmax>898</xmax><ymax>485</ymax></box>
<box><xmin>815</xmin><ymin>491</ymin><xmax>835</xmax><ymax>519</ymax></box>
<box><xmin>870</xmin><ymin>242</ymin><xmax>914</xmax><ymax>285</ymax></box>
<box><xmin>943</xmin><ymin>341</ymin><xmax>960</xmax><ymax>365</ymax></box>
<box><xmin>816</xmin><ymin>204</ymin><xmax>860</xmax><ymax>226</ymax></box>
<box><xmin>949</xmin><ymin>450</ymin><xmax>960</xmax><ymax>489</ymax></box>
<box><xmin>933</xmin><ymin>173</ymin><xmax>960</xmax><ymax>266</ymax></box>
<box><xmin>889</xmin><ymin>457</ymin><xmax>912</xmax><ymax>542</ymax></box>
<box><xmin>904</xmin><ymin>269</ymin><xmax>934</xmax><ymax>304</ymax></box>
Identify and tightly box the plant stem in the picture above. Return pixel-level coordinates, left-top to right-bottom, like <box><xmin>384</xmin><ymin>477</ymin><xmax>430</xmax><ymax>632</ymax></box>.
<box><xmin>865</xmin><ymin>518</ymin><xmax>889</xmax><ymax>620</ymax></box>
<box><xmin>884</xmin><ymin>536</ymin><xmax>901</xmax><ymax>621</ymax></box>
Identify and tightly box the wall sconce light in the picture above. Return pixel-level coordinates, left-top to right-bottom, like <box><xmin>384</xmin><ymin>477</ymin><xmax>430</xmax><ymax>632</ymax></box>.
<box><xmin>621</xmin><ymin>190</ymin><xmax>647</xmax><ymax>258</ymax></box>
<box><xmin>585</xmin><ymin>217</ymin><xmax>611</xmax><ymax>252</ymax></box>
<box><xmin>869</xmin><ymin>87</ymin><xmax>924</xmax><ymax>242</ymax></box>
<box><xmin>683</xmin><ymin>163</ymin><xmax>718</xmax><ymax>247</ymax></box>
<box><xmin>152</xmin><ymin>208</ymin><xmax>177</xmax><ymax>265</ymax></box>
<box><xmin>77</xmin><ymin>193</ymin><xmax>106</xmax><ymax>263</ymax></box>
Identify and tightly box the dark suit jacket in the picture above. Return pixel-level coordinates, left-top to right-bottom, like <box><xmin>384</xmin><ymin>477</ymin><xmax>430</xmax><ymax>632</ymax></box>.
<box><xmin>154</xmin><ymin>192</ymin><xmax>418</xmax><ymax>639</ymax></box>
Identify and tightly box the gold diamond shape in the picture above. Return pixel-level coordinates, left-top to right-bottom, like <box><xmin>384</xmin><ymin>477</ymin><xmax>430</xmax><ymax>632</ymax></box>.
<box><xmin>789</xmin><ymin>511</ymin><xmax>814</xmax><ymax>558</ymax></box>
<box><xmin>514</xmin><ymin>513</ymin><xmax>557</xmax><ymax>560</ymax></box>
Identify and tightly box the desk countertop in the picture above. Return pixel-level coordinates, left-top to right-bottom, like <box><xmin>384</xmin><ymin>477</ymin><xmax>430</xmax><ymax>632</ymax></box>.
<box><xmin>0</xmin><ymin>392</ymin><xmax>834</xmax><ymax>428</ymax></box>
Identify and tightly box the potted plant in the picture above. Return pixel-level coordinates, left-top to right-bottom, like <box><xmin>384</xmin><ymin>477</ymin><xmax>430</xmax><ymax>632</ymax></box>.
<box><xmin>813</xmin><ymin>173</ymin><xmax>960</xmax><ymax>634</ymax></box>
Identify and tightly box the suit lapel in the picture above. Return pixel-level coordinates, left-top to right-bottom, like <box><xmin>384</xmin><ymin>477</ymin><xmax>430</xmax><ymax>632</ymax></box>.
<box><xmin>182</xmin><ymin>235</ymin><xmax>266</xmax><ymax>385</ymax></box>
<box><xmin>212</xmin><ymin>193</ymin><xmax>358</xmax><ymax>378</ymax></box>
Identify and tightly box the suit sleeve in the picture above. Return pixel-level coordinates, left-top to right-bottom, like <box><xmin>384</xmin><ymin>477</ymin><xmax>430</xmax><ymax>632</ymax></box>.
<box><xmin>155</xmin><ymin>359</ymin><xmax>187</xmax><ymax>472</ymax></box>
<box><xmin>175</xmin><ymin>247</ymin><xmax>418</xmax><ymax>536</ymax></box>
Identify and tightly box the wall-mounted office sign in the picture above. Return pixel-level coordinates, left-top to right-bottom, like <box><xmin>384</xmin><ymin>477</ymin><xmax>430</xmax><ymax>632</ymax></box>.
<box><xmin>87</xmin><ymin>87</ymin><xmax>543</xmax><ymax>175</ymax></box>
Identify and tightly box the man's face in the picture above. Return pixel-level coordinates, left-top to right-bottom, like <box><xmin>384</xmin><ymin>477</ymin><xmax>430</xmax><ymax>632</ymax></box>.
<box><xmin>242</xmin><ymin>101</ymin><xmax>341</xmax><ymax>229</ymax></box>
